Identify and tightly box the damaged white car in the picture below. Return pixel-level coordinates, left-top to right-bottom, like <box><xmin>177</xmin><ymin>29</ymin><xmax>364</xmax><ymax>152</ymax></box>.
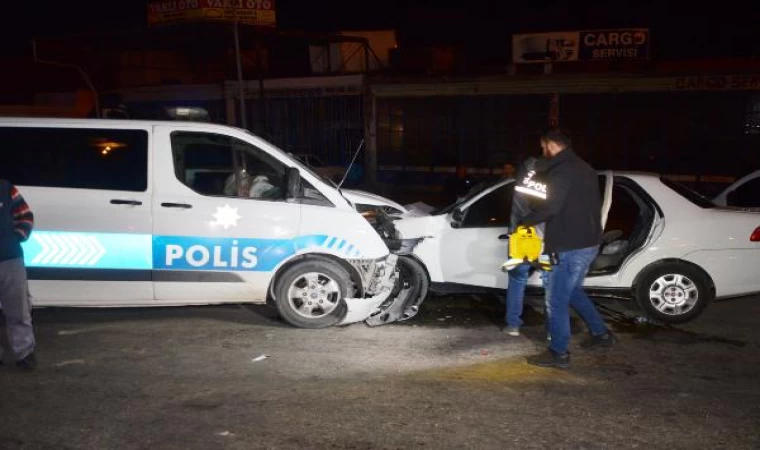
<box><xmin>372</xmin><ymin>173</ymin><xmax>760</xmax><ymax>324</ymax></box>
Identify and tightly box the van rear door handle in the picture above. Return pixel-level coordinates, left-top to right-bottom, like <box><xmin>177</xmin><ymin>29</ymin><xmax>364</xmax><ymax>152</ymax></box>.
<box><xmin>110</xmin><ymin>199</ymin><xmax>142</xmax><ymax>206</ymax></box>
<box><xmin>161</xmin><ymin>202</ymin><xmax>193</xmax><ymax>209</ymax></box>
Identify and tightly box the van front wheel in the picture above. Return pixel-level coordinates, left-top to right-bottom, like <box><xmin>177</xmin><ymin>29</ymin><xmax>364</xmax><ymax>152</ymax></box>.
<box><xmin>274</xmin><ymin>260</ymin><xmax>351</xmax><ymax>328</ymax></box>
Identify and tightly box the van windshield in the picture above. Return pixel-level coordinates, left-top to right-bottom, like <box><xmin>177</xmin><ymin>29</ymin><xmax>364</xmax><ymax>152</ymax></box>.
<box><xmin>243</xmin><ymin>131</ymin><xmax>339</xmax><ymax>188</ymax></box>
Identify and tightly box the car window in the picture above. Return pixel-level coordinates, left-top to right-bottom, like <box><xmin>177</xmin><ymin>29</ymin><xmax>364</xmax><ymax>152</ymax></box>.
<box><xmin>0</xmin><ymin>126</ymin><xmax>148</xmax><ymax>192</ymax></box>
<box><xmin>171</xmin><ymin>131</ymin><xmax>287</xmax><ymax>201</ymax></box>
<box><xmin>728</xmin><ymin>177</ymin><xmax>760</xmax><ymax>207</ymax></box>
<box><xmin>461</xmin><ymin>182</ymin><xmax>513</xmax><ymax>228</ymax></box>
<box><xmin>434</xmin><ymin>179</ymin><xmax>506</xmax><ymax>215</ymax></box>
<box><xmin>660</xmin><ymin>177</ymin><xmax>715</xmax><ymax>208</ymax></box>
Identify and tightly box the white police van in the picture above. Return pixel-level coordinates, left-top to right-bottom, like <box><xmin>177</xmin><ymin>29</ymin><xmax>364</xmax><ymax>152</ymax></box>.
<box><xmin>0</xmin><ymin>118</ymin><xmax>397</xmax><ymax>329</ymax></box>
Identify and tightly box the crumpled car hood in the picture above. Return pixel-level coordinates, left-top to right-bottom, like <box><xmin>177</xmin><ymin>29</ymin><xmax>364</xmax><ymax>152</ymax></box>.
<box><xmin>392</xmin><ymin>215</ymin><xmax>446</xmax><ymax>240</ymax></box>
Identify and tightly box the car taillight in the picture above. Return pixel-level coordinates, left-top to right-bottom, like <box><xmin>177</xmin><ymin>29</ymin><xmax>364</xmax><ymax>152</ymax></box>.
<box><xmin>752</xmin><ymin>227</ymin><xmax>760</xmax><ymax>242</ymax></box>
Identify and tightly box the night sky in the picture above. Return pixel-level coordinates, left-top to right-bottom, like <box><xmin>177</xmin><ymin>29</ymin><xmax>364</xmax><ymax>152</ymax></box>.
<box><xmin>1</xmin><ymin>0</ymin><xmax>759</xmax><ymax>60</ymax></box>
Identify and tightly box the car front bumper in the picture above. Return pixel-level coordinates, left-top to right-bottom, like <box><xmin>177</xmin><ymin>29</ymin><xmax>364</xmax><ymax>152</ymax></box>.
<box><xmin>338</xmin><ymin>254</ymin><xmax>398</xmax><ymax>325</ymax></box>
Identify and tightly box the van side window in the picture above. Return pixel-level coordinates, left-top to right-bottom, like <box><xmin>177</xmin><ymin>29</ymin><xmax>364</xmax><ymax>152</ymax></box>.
<box><xmin>171</xmin><ymin>132</ymin><xmax>288</xmax><ymax>201</ymax></box>
<box><xmin>0</xmin><ymin>127</ymin><xmax>148</xmax><ymax>191</ymax></box>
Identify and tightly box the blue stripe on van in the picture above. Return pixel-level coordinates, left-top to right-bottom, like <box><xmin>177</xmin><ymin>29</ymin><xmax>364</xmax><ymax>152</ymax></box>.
<box><xmin>23</xmin><ymin>231</ymin><xmax>152</xmax><ymax>270</ymax></box>
<box><xmin>22</xmin><ymin>231</ymin><xmax>362</xmax><ymax>272</ymax></box>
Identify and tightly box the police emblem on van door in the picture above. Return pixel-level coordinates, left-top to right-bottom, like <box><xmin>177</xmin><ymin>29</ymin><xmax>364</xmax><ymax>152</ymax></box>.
<box><xmin>211</xmin><ymin>204</ymin><xmax>241</xmax><ymax>230</ymax></box>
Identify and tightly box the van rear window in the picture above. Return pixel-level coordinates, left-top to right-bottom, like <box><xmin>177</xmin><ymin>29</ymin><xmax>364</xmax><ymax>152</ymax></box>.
<box><xmin>0</xmin><ymin>126</ymin><xmax>148</xmax><ymax>192</ymax></box>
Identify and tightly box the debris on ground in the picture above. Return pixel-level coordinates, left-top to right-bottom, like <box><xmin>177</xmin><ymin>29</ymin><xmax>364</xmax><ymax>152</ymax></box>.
<box><xmin>58</xmin><ymin>329</ymin><xmax>89</xmax><ymax>336</ymax></box>
<box><xmin>54</xmin><ymin>359</ymin><xmax>86</xmax><ymax>367</ymax></box>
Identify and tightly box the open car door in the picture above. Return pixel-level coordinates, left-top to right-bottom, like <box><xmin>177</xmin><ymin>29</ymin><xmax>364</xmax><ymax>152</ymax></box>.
<box><xmin>436</xmin><ymin>181</ymin><xmax>514</xmax><ymax>289</ymax></box>
<box><xmin>432</xmin><ymin>172</ymin><xmax>614</xmax><ymax>291</ymax></box>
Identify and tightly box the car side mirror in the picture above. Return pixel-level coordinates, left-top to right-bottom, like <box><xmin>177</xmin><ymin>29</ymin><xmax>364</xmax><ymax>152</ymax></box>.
<box><xmin>286</xmin><ymin>167</ymin><xmax>301</xmax><ymax>201</ymax></box>
<box><xmin>450</xmin><ymin>207</ymin><xmax>465</xmax><ymax>228</ymax></box>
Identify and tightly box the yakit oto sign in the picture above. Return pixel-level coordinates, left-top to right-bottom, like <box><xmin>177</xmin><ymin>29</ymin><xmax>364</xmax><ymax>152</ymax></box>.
<box><xmin>513</xmin><ymin>29</ymin><xmax>649</xmax><ymax>64</ymax></box>
<box><xmin>148</xmin><ymin>0</ymin><xmax>276</xmax><ymax>28</ymax></box>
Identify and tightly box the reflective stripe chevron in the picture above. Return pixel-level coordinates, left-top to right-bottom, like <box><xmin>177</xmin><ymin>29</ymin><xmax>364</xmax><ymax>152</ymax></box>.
<box><xmin>23</xmin><ymin>231</ymin><xmax>153</xmax><ymax>270</ymax></box>
<box><xmin>32</xmin><ymin>233</ymin><xmax>106</xmax><ymax>266</ymax></box>
<box><xmin>321</xmin><ymin>236</ymin><xmax>362</xmax><ymax>257</ymax></box>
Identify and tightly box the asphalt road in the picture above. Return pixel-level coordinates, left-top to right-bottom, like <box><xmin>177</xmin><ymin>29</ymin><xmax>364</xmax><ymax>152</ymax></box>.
<box><xmin>1</xmin><ymin>294</ymin><xmax>759</xmax><ymax>449</ymax></box>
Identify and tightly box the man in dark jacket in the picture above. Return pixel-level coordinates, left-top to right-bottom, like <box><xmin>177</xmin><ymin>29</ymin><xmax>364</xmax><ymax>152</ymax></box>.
<box><xmin>520</xmin><ymin>129</ymin><xmax>615</xmax><ymax>369</ymax></box>
<box><xmin>0</xmin><ymin>179</ymin><xmax>36</xmax><ymax>370</ymax></box>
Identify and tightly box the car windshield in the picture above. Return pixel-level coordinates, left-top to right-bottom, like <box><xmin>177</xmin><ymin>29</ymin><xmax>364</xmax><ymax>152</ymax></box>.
<box><xmin>660</xmin><ymin>177</ymin><xmax>715</xmax><ymax>208</ymax></box>
<box><xmin>433</xmin><ymin>178</ymin><xmax>507</xmax><ymax>215</ymax></box>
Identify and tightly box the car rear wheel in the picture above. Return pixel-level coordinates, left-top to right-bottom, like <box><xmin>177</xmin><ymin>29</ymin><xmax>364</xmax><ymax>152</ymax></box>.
<box><xmin>274</xmin><ymin>259</ymin><xmax>351</xmax><ymax>328</ymax></box>
<box><xmin>634</xmin><ymin>262</ymin><xmax>712</xmax><ymax>324</ymax></box>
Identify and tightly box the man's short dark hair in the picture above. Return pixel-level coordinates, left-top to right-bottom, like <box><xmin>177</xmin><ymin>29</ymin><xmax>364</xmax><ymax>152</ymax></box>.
<box><xmin>542</xmin><ymin>128</ymin><xmax>572</xmax><ymax>149</ymax></box>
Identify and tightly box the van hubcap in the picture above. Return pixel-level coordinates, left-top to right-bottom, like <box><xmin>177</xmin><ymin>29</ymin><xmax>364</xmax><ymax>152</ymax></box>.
<box><xmin>287</xmin><ymin>272</ymin><xmax>341</xmax><ymax>319</ymax></box>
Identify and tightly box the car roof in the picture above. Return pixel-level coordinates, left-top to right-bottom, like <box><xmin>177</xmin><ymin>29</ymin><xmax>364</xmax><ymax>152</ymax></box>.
<box><xmin>607</xmin><ymin>171</ymin><xmax>660</xmax><ymax>180</ymax></box>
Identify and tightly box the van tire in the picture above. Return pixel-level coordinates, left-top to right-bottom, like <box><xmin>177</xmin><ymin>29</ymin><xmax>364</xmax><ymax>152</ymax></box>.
<box><xmin>274</xmin><ymin>259</ymin><xmax>351</xmax><ymax>329</ymax></box>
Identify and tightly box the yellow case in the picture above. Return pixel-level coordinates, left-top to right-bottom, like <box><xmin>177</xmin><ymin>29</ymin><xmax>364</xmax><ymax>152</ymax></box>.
<box><xmin>509</xmin><ymin>226</ymin><xmax>543</xmax><ymax>262</ymax></box>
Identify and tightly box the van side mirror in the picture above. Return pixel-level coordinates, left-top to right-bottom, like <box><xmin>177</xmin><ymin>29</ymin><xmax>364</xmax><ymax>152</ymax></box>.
<box><xmin>451</xmin><ymin>207</ymin><xmax>465</xmax><ymax>228</ymax></box>
<box><xmin>286</xmin><ymin>167</ymin><xmax>301</xmax><ymax>200</ymax></box>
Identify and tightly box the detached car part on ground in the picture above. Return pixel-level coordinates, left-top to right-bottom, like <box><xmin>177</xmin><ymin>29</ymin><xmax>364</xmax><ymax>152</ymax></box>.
<box><xmin>382</xmin><ymin>172</ymin><xmax>760</xmax><ymax>324</ymax></box>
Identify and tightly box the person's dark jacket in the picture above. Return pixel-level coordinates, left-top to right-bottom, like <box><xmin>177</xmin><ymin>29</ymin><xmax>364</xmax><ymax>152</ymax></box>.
<box><xmin>519</xmin><ymin>148</ymin><xmax>601</xmax><ymax>253</ymax></box>
<box><xmin>509</xmin><ymin>157</ymin><xmax>547</xmax><ymax>238</ymax></box>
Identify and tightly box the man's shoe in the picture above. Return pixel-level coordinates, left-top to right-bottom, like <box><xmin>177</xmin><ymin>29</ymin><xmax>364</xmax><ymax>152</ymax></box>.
<box><xmin>580</xmin><ymin>331</ymin><xmax>618</xmax><ymax>350</ymax></box>
<box><xmin>527</xmin><ymin>349</ymin><xmax>570</xmax><ymax>369</ymax></box>
<box><xmin>16</xmin><ymin>353</ymin><xmax>37</xmax><ymax>371</ymax></box>
<box><xmin>504</xmin><ymin>326</ymin><xmax>520</xmax><ymax>337</ymax></box>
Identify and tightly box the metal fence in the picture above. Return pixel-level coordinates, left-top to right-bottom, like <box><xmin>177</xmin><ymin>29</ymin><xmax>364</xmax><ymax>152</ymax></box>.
<box><xmin>376</xmin><ymin>94</ymin><xmax>548</xmax><ymax>169</ymax></box>
<box><xmin>560</xmin><ymin>91</ymin><xmax>759</xmax><ymax>177</ymax></box>
<box><xmin>240</xmin><ymin>90</ymin><xmax>365</xmax><ymax>167</ymax></box>
<box><xmin>374</xmin><ymin>90</ymin><xmax>760</xmax><ymax>192</ymax></box>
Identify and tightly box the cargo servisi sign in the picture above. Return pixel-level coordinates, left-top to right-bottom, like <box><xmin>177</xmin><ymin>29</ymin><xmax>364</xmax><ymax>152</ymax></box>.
<box><xmin>148</xmin><ymin>0</ymin><xmax>276</xmax><ymax>28</ymax></box>
<box><xmin>513</xmin><ymin>29</ymin><xmax>649</xmax><ymax>64</ymax></box>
